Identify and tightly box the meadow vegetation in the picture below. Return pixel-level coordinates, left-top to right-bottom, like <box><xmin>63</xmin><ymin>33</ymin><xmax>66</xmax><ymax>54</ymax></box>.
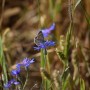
<box><xmin>0</xmin><ymin>0</ymin><xmax>90</xmax><ymax>90</ymax></box>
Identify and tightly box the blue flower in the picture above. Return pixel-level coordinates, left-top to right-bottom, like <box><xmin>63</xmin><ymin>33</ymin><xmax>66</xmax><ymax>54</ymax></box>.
<box><xmin>11</xmin><ymin>65</ymin><xmax>20</xmax><ymax>76</ymax></box>
<box><xmin>34</xmin><ymin>40</ymin><xmax>55</xmax><ymax>51</ymax></box>
<box><xmin>4</xmin><ymin>79</ymin><xmax>20</xmax><ymax>88</ymax></box>
<box><xmin>20</xmin><ymin>58</ymin><xmax>35</xmax><ymax>68</ymax></box>
<box><xmin>42</xmin><ymin>23</ymin><xmax>55</xmax><ymax>37</ymax></box>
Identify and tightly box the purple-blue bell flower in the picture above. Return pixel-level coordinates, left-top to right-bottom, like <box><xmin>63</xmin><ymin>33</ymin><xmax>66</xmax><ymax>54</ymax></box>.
<box><xmin>11</xmin><ymin>69</ymin><xmax>20</xmax><ymax>76</ymax></box>
<box><xmin>11</xmin><ymin>64</ymin><xmax>21</xmax><ymax>76</ymax></box>
<box><xmin>4</xmin><ymin>79</ymin><xmax>20</xmax><ymax>88</ymax></box>
<box><xmin>42</xmin><ymin>23</ymin><xmax>55</xmax><ymax>37</ymax></box>
<box><xmin>4</xmin><ymin>83</ymin><xmax>11</xmax><ymax>88</ymax></box>
<box><xmin>34</xmin><ymin>40</ymin><xmax>55</xmax><ymax>51</ymax></box>
<box><xmin>16</xmin><ymin>63</ymin><xmax>22</xmax><ymax>68</ymax></box>
<box><xmin>20</xmin><ymin>58</ymin><xmax>35</xmax><ymax>68</ymax></box>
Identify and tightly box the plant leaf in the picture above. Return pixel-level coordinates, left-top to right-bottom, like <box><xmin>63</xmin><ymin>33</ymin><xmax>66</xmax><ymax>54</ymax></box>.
<box><xmin>80</xmin><ymin>78</ymin><xmax>85</xmax><ymax>90</ymax></box>
<box><xmin>74</xmin><ymin>0</ymin><xmax>81</xmax><ymax>10</ymax></box>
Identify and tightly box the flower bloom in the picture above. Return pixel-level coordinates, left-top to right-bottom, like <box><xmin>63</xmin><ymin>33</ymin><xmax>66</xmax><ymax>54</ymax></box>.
<box><xmin>11</xmin><ymin>58</ymin><xmax>34</xmax><ymax>75</ymax></box>
<box><xmin>4</xmin><ymin>79</ymin><xmax>20</xmax><ymax>88</ymax></box>
<box><xmin>34</xmin><ymin>40</ymin><xmax>55</xmax><ymax>51</ymax></box>
<box><xmin>11</xmin><ymin>65</ymin><xmax>21</xmax><ymax>76</ymax></box>
<box><xmin>42</xmin><ymin>23</ymin><xmax>55</xmax><ymax>37</ymax></box>
<box><xmin>18</xmin><ymin>58</ymin><xmax>35</xmax><ymax>68</ymax></box>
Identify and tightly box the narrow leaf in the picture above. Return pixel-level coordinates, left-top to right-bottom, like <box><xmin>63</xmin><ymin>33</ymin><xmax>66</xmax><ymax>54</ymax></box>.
<box><xmin>80</xmin><ymin>78</ymin><xmax>85</xmax><ymax>90</ymax></box>
<box><xmin>74</xmin><ymin>0</ymin><xmax>81</xmax><ymax>10</ymax></box>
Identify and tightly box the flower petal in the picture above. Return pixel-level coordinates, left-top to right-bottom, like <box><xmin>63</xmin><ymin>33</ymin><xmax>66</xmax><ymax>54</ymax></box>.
<box><xmin>42</xmin><ymin>23</ymin><xmax>55</xmax><ymax>37</ymax></box>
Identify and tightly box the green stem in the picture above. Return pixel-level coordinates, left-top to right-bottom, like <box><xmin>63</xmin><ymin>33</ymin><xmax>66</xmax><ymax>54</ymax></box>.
<box><xmin>80</xmin><ymin>1</ymin><xmax>90</xmax><ymax>29</ymax></box>
<box><xmin>22</xmin><ymin>68</ymin><xmax>29</xmax><ymax>90</ymax></box>
<box><xmin>17</xmin><ymin>75</ymin><xmax>23</xmax><ymax>90</ymax></box>
<box><xmin>40</xmin><ymin>49</ymin><xmax>51</xmax><ymax>90</ymax></box>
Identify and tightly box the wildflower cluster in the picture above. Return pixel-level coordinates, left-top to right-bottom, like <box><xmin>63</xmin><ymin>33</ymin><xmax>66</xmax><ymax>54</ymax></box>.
<box><xmin>34</xmin><ymin>40</ymin><xmax>55</xmax><ymax>51</ymax></box>
<box><xmin>34</xmin><ymin>23</ymin><xmax>55</xmax><ymax>51</ymax></box>
<box><xmin>4</xmin><ymin>58</ymin><xmax>34</xmax><ymax>88</ymax></box>
<box><xmin>4</xmin><ymin>23</ymin><xmax>55</xmax><ymax>89</ymax></box>
<box><xmin>4</xmin><ymin>79</ymin><xmax>20</xmax><ymax>88</ymax></box>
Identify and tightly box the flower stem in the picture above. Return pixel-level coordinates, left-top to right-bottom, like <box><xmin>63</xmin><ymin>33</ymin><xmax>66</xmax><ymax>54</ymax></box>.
<box><xmin>22</xmin><ymin>68</ymin><xmax>29</xmax><ymax>90</ymax></box>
